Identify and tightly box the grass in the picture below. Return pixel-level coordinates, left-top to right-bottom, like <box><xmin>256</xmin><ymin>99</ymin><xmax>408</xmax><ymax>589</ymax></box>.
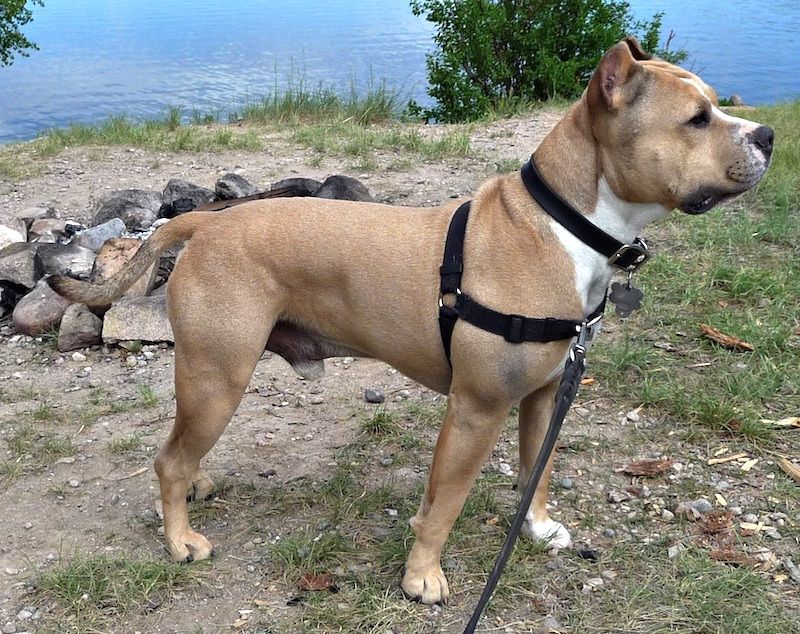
<box><xmin>35</xmin><ymin>553</ymin><xmax>199</xmax><ymax>631</ymax></box>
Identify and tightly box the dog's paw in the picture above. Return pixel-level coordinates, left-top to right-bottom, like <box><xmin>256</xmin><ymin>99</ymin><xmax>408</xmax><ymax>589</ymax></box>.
<box><xmin>522</xmin><ymin>514</ymin><xmax>572</xmax><ymax>550</ymax></box>
<box><xmin>165</xmin><ymin>529</ymin><xmax>214</xmax><ymax>562</ymax></box>
<box><xmin>400</xmin><ymin>565</ymin><xmax>450</xmax><ymax>605</ymax></box>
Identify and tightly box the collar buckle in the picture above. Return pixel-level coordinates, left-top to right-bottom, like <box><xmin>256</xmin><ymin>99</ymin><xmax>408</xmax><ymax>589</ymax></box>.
<box><xmin>607</xmin><ymin>238</ymin><xmax>649</xmax><ymax>272</ymax></box>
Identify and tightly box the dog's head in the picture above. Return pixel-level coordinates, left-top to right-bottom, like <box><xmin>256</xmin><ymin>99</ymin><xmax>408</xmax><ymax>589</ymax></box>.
<box><xmin>586</xmin><ymin>38</ymin><xmax>773</xmax><ymax>214</ymax></box>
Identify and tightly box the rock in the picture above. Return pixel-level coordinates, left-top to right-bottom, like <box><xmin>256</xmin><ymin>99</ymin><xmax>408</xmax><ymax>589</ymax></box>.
<box><xmin>730</xmin><ymin>94</ymin><xmax>745</xmax><ymax>106</ymax></box>
<box><xmin>542</xmin><ymin>616</ymin><xmax>565</xmax><ymax>632</ymax></box>
<box><xmin>317</xmin><ymin>175</ymin><xmax>373</xmax><ymax>202</ymax></box>
<box><xmin>625</xmin><ymin>409</ymin><xmax>640</xmax><ymax>422</ymax></box>
<box><xmin>364</xmin><ymin>388</ymin><xmax>385</xmax><ymax>403</ymax></box>
<box><xmin>271</xmin><ymin>177</ymin><xmax>322</xmax><ymax>197</ymax></box>
<box><xmin>661</xmin><ymin>509</ymin><xmax>675</xmax><ymax>521</ymax></box>
<box><xmin>602</xmin><ymin>528</ymin><xmax>616</xmax><ymax>538</ymax></box>
<box><xmin>162</xmin><ymin>179</ymin><xmax>215</xmax><ymax>208</ymax></box>
<box><xmin>216</xmin><ymin>173</ymin><xmax>258</xmax><ymax>200</ymax></box>
<box><xmin>68</xmin><ymin>479</ymin><xmax>80</xmax><ymax>488</ymax></box>
<box><xmin>102</xmin><ymin>295</ymin><xmax>173</xmax><ymax>342</ymax></box>
<box><xmin>36</xmin><ymin>243</ymin><xmax>96</xmax><ymax>278</ymax></box>
<box><xmin>0</xmin><ymin>224</ymin><xmax>25</xmax><ymax>251</ymax></box>
<box><xmin>58</xmin><ymin>304</ymin><xmax>103</xmax><ymax>352</ymax></box>
<box><xmin>560</xmin><ymin>477</ymin><xmax>574</xmax><ymax>490</ymax></box>
<box><xmin>379</xmin><ymin>456</ymin><xmax>393</xmax><ymax>467</ymax></box>
<box><xmin>72</xmin><ymin>218</ymin><xmax>126</xmax><ymax>252</ymax></box>
<box><xmin>71</xmin><ymin>351</ymin><xmax>87</xmax><ymax>362</ymax></box>
<box><xmin>91</xmin><ymin>238</ymin><xmax>156</xmax><ymax>298</ymax></box>
<box><xmin>0</xmin><ymin>242</ymin><xmax>44</xmax><ymax>288</ymax></box>
<box><xmin>158</xmin><ymin>197</ymin><xmax>197</xmax><ymax>219</ymax></box>
<box><xmin>93</xmin><ymin>189</ymin><xmax>162</xmax><ymax>230</ymax></box>
<box><xmin>691</xmin><ymin>498</ymin><xmax>713</xmax><ymax>514</ymax></box>
<box><xmin>675</xmin><ymin>501</ymin><xmax>701</xmax><ymax>521</ymax></box>
<box><xmin>497</xmin><ymin>462</ymin><xmax>513</xmax><ymax>476</ymax></box>
<box><xmin>607</xmin><ymin>490</ymin><xmax>630</xmax><ymax>504</ymax></box>
<box><xmin>667</xmin><ymin>543</ymin><xmax>686</xmax><ymax>559</ymax></box>
<box><xmin>17</xmin><ymin>205</ymin><xmax>56</xmax><ymax>226</ymax></box>
<box><xmin>12</xmin><ymin>278</ymin><xmax>72</xmax><ymax>335</ymax></box>
<box><xmin>0</xmin><ymin>283</ymin><xmax>28</xmax><ymax>316</ymax></box>
<box><xmin>741</xmin><ymin>513</ymin><xmax>759</xmax><ymax>524</ymax></box>
<box><xmin>28</xmin><ymin>218</ymin><xmax>73</xmax><ymax>243</ymax></box>
<box><xmin>2</xmin><ymin>620</ymin><xmax>16</xmax><ymax>633</ymax></box>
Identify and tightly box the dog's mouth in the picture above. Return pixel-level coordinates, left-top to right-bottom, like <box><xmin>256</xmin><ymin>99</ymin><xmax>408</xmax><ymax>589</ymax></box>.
<box><xmin>680</xmin><ymin>188</ymin><xmax>742</xmax><ymax>215</ymax></box>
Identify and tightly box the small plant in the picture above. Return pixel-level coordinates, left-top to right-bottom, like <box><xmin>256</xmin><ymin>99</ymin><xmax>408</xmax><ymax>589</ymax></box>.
<box><xmin>137</xmin><ymin>384</ymin><xmax>159</xmax><ymax>408</ymax></box>
<box><xmin>108</xmin><ymin>434</ymin><xmax>142</xmax><ymax>456</ymax></box>
<box><xmin>359</xmin><ymin>409</ymin><xmax>398</xmax><ymax>436</ymax></box>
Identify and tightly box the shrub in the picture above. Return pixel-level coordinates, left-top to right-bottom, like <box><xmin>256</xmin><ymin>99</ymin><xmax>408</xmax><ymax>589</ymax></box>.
<box><xmin>410</xmin><ymin>0</ymin><xmax>686</xmax><ymax>122</ymax></box>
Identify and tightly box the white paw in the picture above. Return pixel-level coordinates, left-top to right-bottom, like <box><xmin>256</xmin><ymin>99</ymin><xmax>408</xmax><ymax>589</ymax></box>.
<box><xmin>522</xmin><ymin>514</ymin><xmax>572</xmax><ymax>549</ymax></box>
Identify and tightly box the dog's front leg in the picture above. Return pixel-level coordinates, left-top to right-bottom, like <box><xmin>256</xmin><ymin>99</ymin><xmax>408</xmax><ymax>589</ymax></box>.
<box><xmin>517</xmin><ymin>381</ymin><xmax>572</xmax><ymax>549</ymax></box>
<box><xmin>401</xmin><ymin>389</ymin><xmax>509</xmax><ymax>604</ymax></box>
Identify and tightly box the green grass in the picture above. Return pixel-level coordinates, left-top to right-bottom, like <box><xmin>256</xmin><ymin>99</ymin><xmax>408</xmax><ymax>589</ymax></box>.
<box><xmin>35</xmin><ymin>553</ymin><xmax>199</xmax><ymax>630</ymax></box>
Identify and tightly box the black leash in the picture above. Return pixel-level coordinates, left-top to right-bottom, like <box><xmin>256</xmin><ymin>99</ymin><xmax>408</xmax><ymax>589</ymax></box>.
<box><xmin>461</xmin><ymin>321</ymin><xmax>595</xmax><ymax>633</ymax></box>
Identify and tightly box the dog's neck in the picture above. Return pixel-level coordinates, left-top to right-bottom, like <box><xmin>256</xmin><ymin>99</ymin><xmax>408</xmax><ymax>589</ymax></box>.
<box><xmin>532</xmin><ymin>98</ymin><xmax>668</xmax><ymax>312</ymax></box>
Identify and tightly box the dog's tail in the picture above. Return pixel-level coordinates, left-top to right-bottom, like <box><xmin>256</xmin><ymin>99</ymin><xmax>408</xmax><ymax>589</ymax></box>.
<box><xmin>48</xmin><ymin>211</ymin><xmax>213</xmax><ymax>307</ymax></box>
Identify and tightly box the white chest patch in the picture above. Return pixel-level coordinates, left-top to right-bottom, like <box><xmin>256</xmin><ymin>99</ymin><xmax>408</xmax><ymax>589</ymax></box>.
<box><xmin>548</xmin><ymin>177</ymin><xmax>667</xmax><ymax>315</ymax></box>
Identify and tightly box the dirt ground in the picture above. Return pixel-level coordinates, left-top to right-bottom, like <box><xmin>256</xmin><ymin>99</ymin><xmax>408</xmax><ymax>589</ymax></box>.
<box><xmin>0</xmin><ymin>111</ymin><xmax>796</xmax><ymax>633</ymax></box>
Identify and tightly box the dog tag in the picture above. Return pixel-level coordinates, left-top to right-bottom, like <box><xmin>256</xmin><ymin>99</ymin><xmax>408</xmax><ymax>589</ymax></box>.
<box><xmin>609</xmin><ymin>281</ymin><xmax>644</xmax><ymax>318</ymax></box>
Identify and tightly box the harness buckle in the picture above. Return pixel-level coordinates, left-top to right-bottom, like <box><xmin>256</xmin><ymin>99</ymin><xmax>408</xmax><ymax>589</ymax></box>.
<box><xmin>607</xmin><ymin>238</ymin><xmax>649</xmax><ymax>272</ymax></box>
<box><xmin>438</xmin><ymin>288</ymin><xmax>462</xmax><ymax>310</ymax></box>
<box><xmin>505</xmin><ymin>315</ymin><xmax>525</xmax><ymax>344</ymax></box>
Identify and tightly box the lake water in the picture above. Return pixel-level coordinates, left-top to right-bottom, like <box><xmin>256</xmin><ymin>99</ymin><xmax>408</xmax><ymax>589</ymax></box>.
<box><xmin>0</xmin><ymin>0</ymin><xmax>798</xmax><ymax>144</ymax></box>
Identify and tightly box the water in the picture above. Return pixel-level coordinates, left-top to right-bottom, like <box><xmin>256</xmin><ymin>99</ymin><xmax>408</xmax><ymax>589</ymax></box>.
<box><xmin>0</xmin><ymin>0</ymin><xmax>798</xmax><ymax>144</ymax></box>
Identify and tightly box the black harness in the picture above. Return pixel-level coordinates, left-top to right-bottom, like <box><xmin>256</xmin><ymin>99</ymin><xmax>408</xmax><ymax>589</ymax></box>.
<box><xmin>438</xmin><ymin>157</ymin><xmax>649</xmax><ymax>364</ymax></box>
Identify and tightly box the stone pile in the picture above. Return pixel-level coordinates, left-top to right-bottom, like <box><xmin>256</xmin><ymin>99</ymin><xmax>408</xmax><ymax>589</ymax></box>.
<box><xmin>0</xmin><ymin>173</ymin><xmax>372</xmax><ymax>352</ymax></box>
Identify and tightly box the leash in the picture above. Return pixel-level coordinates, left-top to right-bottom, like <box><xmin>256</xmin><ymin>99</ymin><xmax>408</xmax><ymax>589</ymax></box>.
<box><xmin>461</xmin><ymin>317</ymin><xmax>597</xmax><ymax>633</ymax></box>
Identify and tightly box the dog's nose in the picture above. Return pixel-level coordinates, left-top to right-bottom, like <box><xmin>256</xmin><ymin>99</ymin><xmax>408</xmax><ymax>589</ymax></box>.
<box><xmin>751</xmin><ymin>125</ymin><xmax>774</xmax><ymax>157</ymax></box>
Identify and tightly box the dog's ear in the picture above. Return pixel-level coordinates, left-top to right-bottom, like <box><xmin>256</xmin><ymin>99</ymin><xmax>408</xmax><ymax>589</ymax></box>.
<box><xmin>587</xmin><ymin>40</ymin><xmax>645</xmax><ymax>111</ymax></box>
<box><xmin>623</xmin><ymin>36</ymin><xmax>651</xmax><ymax>61</ymax></box>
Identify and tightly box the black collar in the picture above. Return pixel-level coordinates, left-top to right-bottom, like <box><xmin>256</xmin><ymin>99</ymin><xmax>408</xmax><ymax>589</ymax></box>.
<box><xmin>520</xmin><ymin>158</ymin><xmax>649</xmax><ymax>272</ymax></box>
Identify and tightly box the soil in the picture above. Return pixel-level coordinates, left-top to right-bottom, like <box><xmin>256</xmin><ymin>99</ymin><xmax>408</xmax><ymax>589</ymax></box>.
<box><xmin>0</xmin><ymin>111</ymin><xmax>794</xmax><ymax>633</ymax></box>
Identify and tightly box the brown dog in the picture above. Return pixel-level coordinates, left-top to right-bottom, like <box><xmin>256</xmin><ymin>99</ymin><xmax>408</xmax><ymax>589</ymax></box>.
<box><xmin>49</xmin><ymin>39</ymin><xmax>772</xmax><ymax>605</ymax></box>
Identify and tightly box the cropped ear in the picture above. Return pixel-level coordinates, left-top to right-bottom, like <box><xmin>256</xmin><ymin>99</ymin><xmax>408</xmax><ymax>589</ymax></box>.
<box><xmin>623</xmin><ymin>36</ymin><xmax>651</xmax><ymax>61</ymax></box>
<box><xmin>587</xmin><ymin>40</ymin><xmax>644</xmax><ymax>111</ymax></box>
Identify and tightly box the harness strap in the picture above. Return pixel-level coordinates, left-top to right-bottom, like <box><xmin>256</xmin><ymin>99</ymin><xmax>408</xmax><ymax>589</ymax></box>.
<box><xmin>438</xmin><ymin>201</ymin><xmax>603</xmax><ymax>365</ymax></box>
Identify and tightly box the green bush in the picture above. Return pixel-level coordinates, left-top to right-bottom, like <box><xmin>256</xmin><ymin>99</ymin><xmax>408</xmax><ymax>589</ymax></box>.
<box><xmin>410</xmin><ymin>0</ymin><xmax>686</xmax><ymax>122</ymax></box>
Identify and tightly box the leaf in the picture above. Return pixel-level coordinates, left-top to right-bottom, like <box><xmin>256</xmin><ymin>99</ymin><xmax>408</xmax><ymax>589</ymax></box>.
<box><xmin>699</xmin><ymin>323</ymin><xmax>754</xmax><ymax>351</ymax></box>
<box><xmin>760</xmin><ymin>417</ymin><xmax>800</xmax><ymax>428</ymax></box>
<box><xmin>620</xmin><ymin>457</ymin><xmax>673</xmax><ymax>476</ymax></box>
<box><xmin>778</xmin><ymin>458</ymin><xmax>800</xmax><ymax>484</ymax></box>
<box><xmin>699</xmin><ymin>510</ymin><xmax>733</xmax><ymax>535</ymax></box>
<box><xmin>298</xmin><ymin>573</ymin><xmax>336</xmax><ymax>592</ymax></box>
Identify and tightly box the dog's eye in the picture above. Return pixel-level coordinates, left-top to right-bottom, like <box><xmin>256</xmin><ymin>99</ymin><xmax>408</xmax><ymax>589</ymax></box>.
<box><xmin>688</xmin><ymin>110</ymin><xmax>710</xmax><ymax>128</ymax></box>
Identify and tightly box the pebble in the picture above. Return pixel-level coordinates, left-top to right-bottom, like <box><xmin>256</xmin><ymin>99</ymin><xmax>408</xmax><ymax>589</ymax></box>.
<box><xmin>625</xmin><ymin>409</ymin><xmax>640</xmax><ymax>422</ymax></box>
<box><xmin>384</xmin><ymin>508</ymin><xmax>398</xmax><ymax>517</ymax></box>
<box><xmin>607</xmin><ymin>490</ymin><xmax>630</xmax><ymax>504</ymax></box>
<box><xmin>741</xmin><ymin>513</ymin><xmax>759</xmax><ymax>524</ymax></box>
<box><xmin>126</xmin><ymin>355</ymin><xmax>138</xmax><ymax>367</ymax></box>
<box><xmin>22</xmin><ymin>522</ymin><xmax>32</xmax><ymax>530</ymax></box>
<box><xmin>364</xmin><ymin>388</ymin><xmax>385</xmax><ymax>404</ymax></box>
<box><xmin>2</xmin><ymin>622</ymin><xmax>16</xmax><ymax>634</ymax></box>
<box><xmin>497</xmin><ymin>462</ymin><xmax>513</xmax><ymax>476</ymax></box>
<box><xmin>668</xmin><ymin>543</ymin><xmax>686</xmax><ymax>559</ymax></box>
<box><xmin>560</xmin><ymin>477</ymin><xmax>574</xmax><ymax>490</ymax></box>
<box><xmin>71</xmin><ymin>351</ymin><xmax>87</xmax><ymax>362</ymax></box>
<box><xmin>68</xmin><ymin>479</ymin><xmax>80</xmax><ymax>488</ymax></box>
<box><xmin>542</xmin><ymin>616</ymin><xmax>564</xmax><ymax>632</ymax></box>
<box><xmin>242</xmin><ymin>541</ymin><xmax>255</xmax><ymax>552</ymax></box>
<box><xmin>602</xmin><ymin>528</ymin><xmax>616</xmax><ymax>538</ymax></box>
<box><xmin>661</xmin><ymin>509</ymin><xmax>675</xmax><ymax>521</ymax></box>
<box><xmin>15</xmin><ymin>609</ymin><xmax>33</xmax><ymax>621</ymax></box>
<box><xmin>309</xmin><ymin>396</ymin><xmax>324</xmax><ymax>405</ymax></box>
<box><xmin>4</xmin><ymin>568</ymin><xmax>20</xmax><ymax>576</ymax></box>
<box><xmin>691</xmin><ymin>498</ymin><xmax>713</xmax><ymax>514</ymax></box>
<box><xmin>379</xmin><ymin>456</ymin><xmax>393</xmax><ymax>467</ymax></box>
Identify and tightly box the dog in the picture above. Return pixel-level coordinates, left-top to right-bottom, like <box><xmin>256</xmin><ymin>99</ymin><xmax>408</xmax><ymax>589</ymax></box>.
<box><xmin>48</xmin><ymin>38</ymin><xmax>773</xmax><ymax>605</ymax></box>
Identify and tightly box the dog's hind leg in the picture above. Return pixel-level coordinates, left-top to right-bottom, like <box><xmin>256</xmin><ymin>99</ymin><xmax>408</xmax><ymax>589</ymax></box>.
<box><xmin>517</xmin><ymin>380</ymin><xmax>572</xmax><ymax>549</ymax></box>
<box><xmin>401</xmin><ymin>388</ymin><xmax>510</xmax><ymax>605</ymax></box>
<box><xmin>154</xmin><ymin>291</ymin><xmax>274</xmax><ymax>562</ymax></box>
